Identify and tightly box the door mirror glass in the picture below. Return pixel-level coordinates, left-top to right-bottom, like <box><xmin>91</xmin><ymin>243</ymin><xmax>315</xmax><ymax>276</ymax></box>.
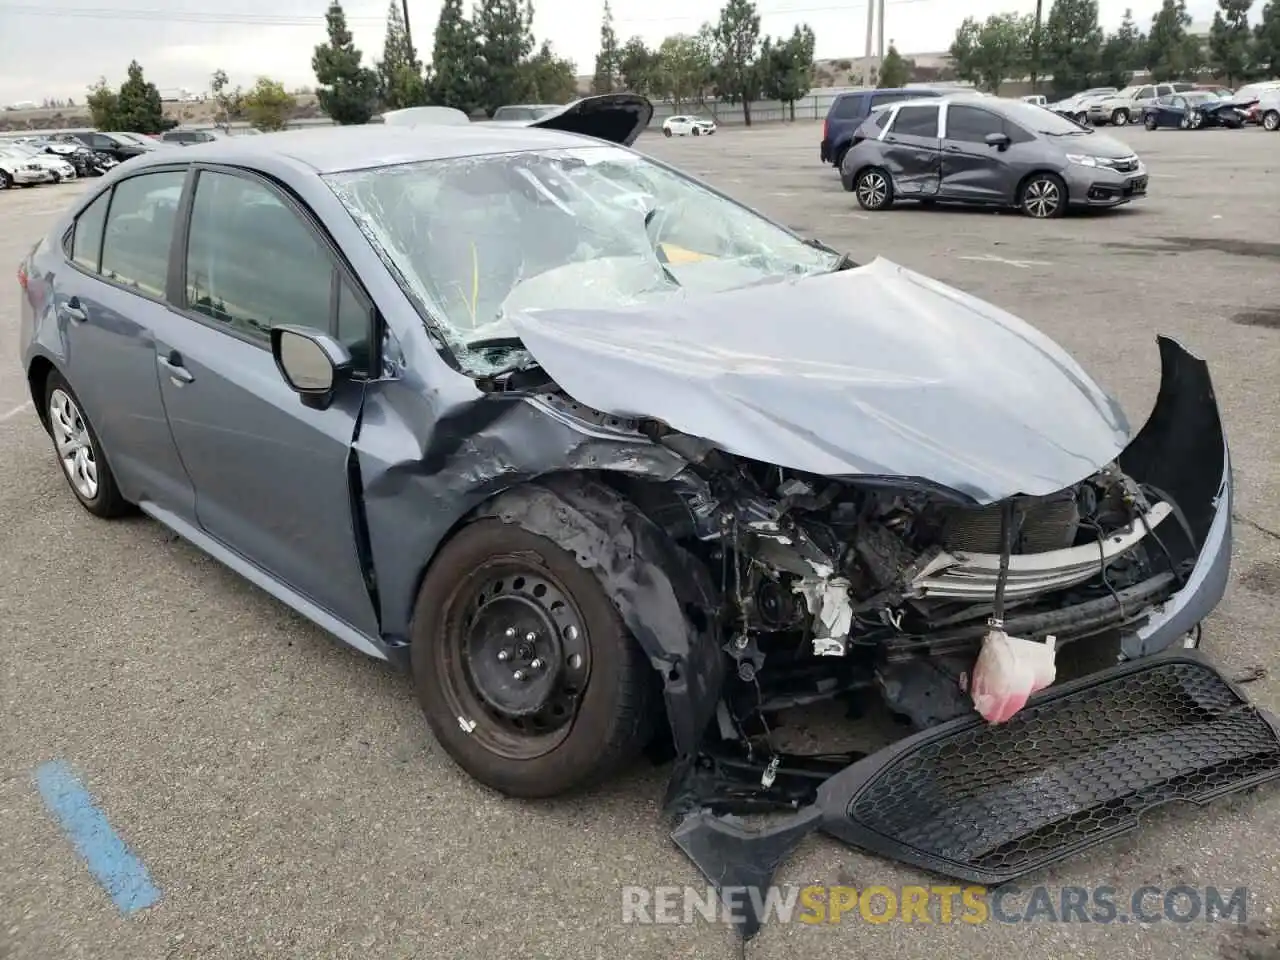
<box><xmin>272</xmin><ymin>325</ymin><xmax>352</xmax><ymax>406</ymax></box>
<box><xmin>984</xmin><ymin>131</ymin><xmax>1011</xmax><ymax>148</ymax></box>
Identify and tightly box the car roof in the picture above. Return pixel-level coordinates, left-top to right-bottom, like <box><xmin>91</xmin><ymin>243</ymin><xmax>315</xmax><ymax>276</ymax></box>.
<box><xmin>119</xmin><ymin>123</ymin><xmax>611</xmax><ymax>176</ymax></box>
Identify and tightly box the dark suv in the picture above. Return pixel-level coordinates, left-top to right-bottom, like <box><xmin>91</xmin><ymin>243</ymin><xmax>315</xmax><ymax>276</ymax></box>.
<box><xmin>821</xmin><ymin>88</ymin><xmax>944</xmax><ymax>168</ymax></box>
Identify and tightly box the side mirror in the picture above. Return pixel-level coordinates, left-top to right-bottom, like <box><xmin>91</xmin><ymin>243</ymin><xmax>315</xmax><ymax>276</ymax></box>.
<box><xmin>985</xmin><ymin>132</ymin><xmax>1011</xmax><ymax>150</ymax></box>
<box><xmin>271</xmin><ymin>325</ymin><xmax>353</xmax><ymax>410</ymax></box>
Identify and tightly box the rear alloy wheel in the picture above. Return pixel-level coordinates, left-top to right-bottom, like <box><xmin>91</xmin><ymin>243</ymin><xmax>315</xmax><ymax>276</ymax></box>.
<box><xmin>1019</xmin><ymin>173</ymin><xmax>1066</xmax><ymax>219</ymax></box>
<box><xmin>44</xmin><ymin>372</ymin><xmax>130</xmax><ymax>518</ymax></box>
<box><xmin>411</xmin><ymin>518</ymin><xmax>657</xmax><ymax>798</ymax></box>
<box><xmin>1264</xmin><ymin>110</ymin><xmax>1280</xmax><ymax>132</ymax></box>
<box><xmin>854</xmin><ymin>167</ymin><xmax>894</xmax><ymax>211</ymax></box>
<box><xmin>1112</xmin><ymin>108</ymin><xmax>1130</xmax><ymax>126</ymax></box>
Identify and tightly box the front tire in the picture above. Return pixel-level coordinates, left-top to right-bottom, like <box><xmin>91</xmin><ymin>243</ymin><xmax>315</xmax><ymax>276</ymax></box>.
<box><xmin>411</xmin><ymin>518</ymin><xmax>657</xmax><ymax>798</ymax></box>
<box><xmin>1112</xmin><ymin>108</ymin><xmax>1130</xmax><ymax>126</ymax></box>
<box><xmin>854</xmin><ymin>167</ymin><xmax>894</xmax><ymax>211</ymax></box>
<box><xmin>663</xmin><ymin>127</ymin><xmax>672</xmax><ymax>137</ymax></box>
<box><xmin>1264</xmin><ymin>110</ymin><xmax>1280</xmax><ymax>132</ymax></box>
<box><xmin>692</xmin><ymin>127</ymin><xmax>700</xmax><ymax>136</ymax></box>
<box><xmin>0</xmin><ymin>170</ymin><xmax>12</xmax><ymax>189</ymax></box>
<box><xmin>43</xmin><ymin>372</ymin><xmax>130</xmax><ymax>518</ymax></box>
<box><xmin>1019</xmin><ymin>173</ymin><xmax>1067</xmax><ymax>219</ymax></box>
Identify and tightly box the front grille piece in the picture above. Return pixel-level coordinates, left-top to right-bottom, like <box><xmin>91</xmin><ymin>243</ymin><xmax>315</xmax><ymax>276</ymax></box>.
<box><xmin>818</xmin><ymin>654</ymin><xmax>1280</xmax><ymax>883</ymax></box>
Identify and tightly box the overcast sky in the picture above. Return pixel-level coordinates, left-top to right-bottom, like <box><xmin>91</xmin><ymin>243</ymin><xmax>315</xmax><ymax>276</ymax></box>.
<box><xmin>0</xmin><ymin>0</ymin><xmax>1223</xmax><ymax>103</ymax></box>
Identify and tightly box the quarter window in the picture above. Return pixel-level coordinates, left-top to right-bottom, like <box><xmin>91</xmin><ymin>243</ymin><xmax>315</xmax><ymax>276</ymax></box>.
<box><xmin>945</xmin><ymin>105</ymin><xmax>1004</xmax><ymax>142</ymax></box>
<box><xmin>71</xmin><ymin>189</ymin><xmax>111</xmax><ymax>272</ymax></box>
<box><xmin>890</xmin><ymin>105</ymin><xmax>939</xmax><ymax>137</ymax></box>
<box><xmin>99</xmin><ymin>170</ymin><xmax>187</xmax><ymax>297</ymax></box>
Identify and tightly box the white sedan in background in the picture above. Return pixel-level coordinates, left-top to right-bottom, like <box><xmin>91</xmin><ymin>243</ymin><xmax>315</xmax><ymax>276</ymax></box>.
<box><xmin>0</xmin><ymin>147</ymin><xmax>57</xmax><ymax>188</ymax></box>
<box><xmin>662</xmin><ymin>115</ymin><xmax>717</xmax><ymax>137</ymax></box>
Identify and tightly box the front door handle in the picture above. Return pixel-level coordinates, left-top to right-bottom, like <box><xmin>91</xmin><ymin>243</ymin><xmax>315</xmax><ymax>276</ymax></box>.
<box><xmin>60</xmin><ymin>296</ymin><xmax>87</xmax><ymax>323</ymax></box>
<box><xmin>158</xmin><ymin>351</ymin><xmax>194</xmax><ymax>385</ymax></box>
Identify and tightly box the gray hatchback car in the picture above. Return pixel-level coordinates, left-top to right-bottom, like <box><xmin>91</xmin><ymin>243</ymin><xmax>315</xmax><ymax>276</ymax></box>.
<box><xmin>841</xmin><ymin>95</ymin><xmax>1148</xmax><ymax>218</ymax></box>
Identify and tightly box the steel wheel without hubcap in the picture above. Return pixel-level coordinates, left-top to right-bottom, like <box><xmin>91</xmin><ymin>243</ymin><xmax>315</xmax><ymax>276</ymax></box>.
<box><xmin>441</xmin><ymin>560</ymin><xmax>593</xmax><ymax>760</ymax></box>
<box><xmin>855</xmin><ymin>169</ymin><xmax>892</xmax><ymax>210</ymax></box>
<box><xmin>48</xmin><ymin>388</ymin><xmax>98</xmax><ymax>501</ymax></box>
<box><xmin>1021</xmin><ymin>175</ymin><xmax>1064</xmax><ymax>219</ymax></box>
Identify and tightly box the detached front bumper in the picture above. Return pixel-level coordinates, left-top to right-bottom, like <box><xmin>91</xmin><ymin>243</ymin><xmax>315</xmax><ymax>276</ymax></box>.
<box><xmin>666</xmin><ymin>337</ymin><xmax>1250</xmax><ymax>941</ymax></box>
<box><xmin>1064</xmin><ymin>160</ymin><xmax>1148</xmax><ymax>207</ymax></box>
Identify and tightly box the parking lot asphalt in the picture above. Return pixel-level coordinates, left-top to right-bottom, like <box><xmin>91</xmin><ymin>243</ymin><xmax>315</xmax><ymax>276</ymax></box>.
<box><xmin>2</xmin><ymin>122</ymin><xmax>1280</xmax><ymax>960</ymax></box>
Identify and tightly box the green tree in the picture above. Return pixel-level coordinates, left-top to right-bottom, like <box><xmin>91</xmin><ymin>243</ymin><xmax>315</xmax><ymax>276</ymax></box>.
<box><xmin>1146</xmin><ymin>0</ymin><xmax>1198</xmax><ymax>81</ymax></box>
<box><xmin>1257</xmin><ymin>1</ymin><xmax>1280</xmax><ymax>78</ymax></box>
<box><xmin>712</xmin><ymin>0</ymin><xmax>762</xmax><ymax>125</ymax></box>
<box><xmin>242</xmin><ymin>77</ymin><xmax>297</xmax><ymax>131</ymax></box>
<box><xmin>618</xmin><ymin>36</ymin><xmax>658</xmax><ymax>93</ymax></box>
<box><xmin>523</xmin><ymin>40</ymin><xmax>577</xmax><ymax>102</ymax></box>
<box><xmin>85</xmin><ymin>77</ymin><xmax>119</xmax><ymax>129</ymax></box>
<box><xmin>760</xmin><ymin>25</ymin><xmax>815</xmax><ymax>118</ymax></box>
<box><xmin>1041</xmin><ymin>0</ymin><xmax>1102</xmax><ymax>96</ymax></box>
<box><xmin>378</xmin><ymin>0</ymin><xmax>426</xmax><ymax>108</ymax></box>
<box><xmin>312</xmin><ymin>1</ymin><xmax>378</xmax><ymax>124</ymax></box>
<box><xmin>654</xmin><ymin>33</ymin><xmax>712</xmax><ymax>109</ymax></box>
<box><xmin>1097</xmin><ymin>8</ymin><xmax>1145</xmax><ymax>86</ymax></box>
<box><xmin>592</xmin><ymin>1</ymin><xmax>620</xmax><ymax>93</ymax></box>
<box><xmin>949</xmin><ymin>13</ymin><xmax>1034</xmax><ymax>93</ymax></box>
<box><xmin>114</xmin><ymin>60</ymin><xmax>166</xmax><ymax>133</ymax></box>
<box><xmin>877</xmin><ymin>42</ymin><xmax>910</xmax><ymax>88</ymax></box>
<box><xmin>1209</xmin><ymin>0</ymin><xmax>1252</xmax><ymax>85</ymax></box>
<box><xmin>210</xmin><ymin>69</ymin><xmax>245</xmax><ymax>130</ymax></box>
<box><xmin>429</xmin><ymin>0</ymin><xmax>482</xmax><ymax>113</ymax></box>
<box><xmin>474</xmin><ymin>0</ymin><xmax>535</xmax><ymax>114</ymax></box>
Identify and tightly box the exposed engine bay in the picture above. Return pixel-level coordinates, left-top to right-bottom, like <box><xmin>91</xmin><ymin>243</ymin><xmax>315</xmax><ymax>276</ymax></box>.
<box><xmin>633</xmin><ymin>435</ymin><xmax>1191</xmax><ymax>734</ymax></box>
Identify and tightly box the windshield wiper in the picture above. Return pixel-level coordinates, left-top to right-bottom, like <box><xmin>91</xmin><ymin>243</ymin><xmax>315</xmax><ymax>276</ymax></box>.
<box><xmin>805</xmin><ymin>237</ymin><xmax>858</xmax><ymax>271</ymax></box>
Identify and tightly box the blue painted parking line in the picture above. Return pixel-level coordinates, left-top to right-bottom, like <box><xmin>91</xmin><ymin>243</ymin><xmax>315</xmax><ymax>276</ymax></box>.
<box><xmin>34</xmin><ymin>760</ymin><xmax>162</xmax><ymax>915</ymax></box>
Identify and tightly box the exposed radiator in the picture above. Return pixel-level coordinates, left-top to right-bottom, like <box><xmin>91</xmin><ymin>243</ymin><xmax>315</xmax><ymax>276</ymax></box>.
<box><xmin>940</xmin><ymin>494</ymin><xmax>1081</xmax><ymax>554</ymax></box>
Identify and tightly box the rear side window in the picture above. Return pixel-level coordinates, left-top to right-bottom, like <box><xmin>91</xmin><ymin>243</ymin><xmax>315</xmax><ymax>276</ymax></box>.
<box><xmin>890</xmin><ymin>105</ymin><xmax>939</xmax><ymax>137</ymax></box>
<box><xmin>873</xmin><ymin>109</ymin><xmax>893</xmax><ymax>130</ymax></box>
<box><xmin>70</xmin><ymin>190</ymin><xmax>111</xmax><ymax>272</ymax></box>
<box><xmin>869</xmin><ymin>92</ymin><xmax>908</xmax><ymax>110</ymax></box>
<box><xmin>945</xmin><ymin>105</ymin><xmax>1005</xmax><ymax>142</ymax></box>
<box><xmin>99</xmin><ymin>170</ymin><xmax>187</xmax><ymax>297</ymax></box>
<box><xmin>831</xmin><ymin>95</ymin><xmax>865</xmax><ymax>119</ymax></box>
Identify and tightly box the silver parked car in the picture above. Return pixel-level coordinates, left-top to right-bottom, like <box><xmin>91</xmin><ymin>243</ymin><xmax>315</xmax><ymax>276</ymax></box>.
<box><xmin>841</xmin><ymin>96</ymin><xmax>1147</xmax><ymax>217</ymax></box>
<box><xmin>18</xmin><ymin>94</ymin><xmax>1270</xmax><ymax>941</ymax></box>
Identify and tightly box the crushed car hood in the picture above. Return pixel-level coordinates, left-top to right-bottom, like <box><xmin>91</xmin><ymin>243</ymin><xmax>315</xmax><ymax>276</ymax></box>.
<box><xmin>508</xmin><ymin>257</ymin><xmax>1132</xmax><ymax>503</ymax></box>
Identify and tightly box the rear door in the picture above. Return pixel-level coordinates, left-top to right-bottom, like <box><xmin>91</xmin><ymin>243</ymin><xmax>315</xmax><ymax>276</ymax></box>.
<box><xmin>154</xmin><ymin>165</ymin><xmax>379</xmax><ymax>636</ymax></box>
<box><xmin>47</xmin><ymin>168</ymin><xmax>197</xmax><ymax>515</ymax></box>
<box><xmin>880</xmin><ymin>103</ymin><xmax>942</xmax><ymax>197</ymax></box>
<box><xmin>939</xmin><ymin>103</ymin><xmax>1013</xmax><ymax>202</ymax></box>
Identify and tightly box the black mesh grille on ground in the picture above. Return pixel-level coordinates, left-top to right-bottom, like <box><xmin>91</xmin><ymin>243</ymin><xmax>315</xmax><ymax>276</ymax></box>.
<box><xmin>820</xmin><ymin>656</ymin><xmax>1280</xmax><ymax>883</ymax></box>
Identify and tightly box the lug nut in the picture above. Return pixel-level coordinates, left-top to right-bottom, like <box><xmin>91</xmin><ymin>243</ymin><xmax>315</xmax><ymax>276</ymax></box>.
<box><xmin>513</xmin><ymin>670</ymin><xmax>526</xmax><ymax>681</ymax></box>
<box><xmin>525</xmin><ymin>631</ymin><xmax>537</xmax><ymax>643</ymax></box>
<box><xmin>505</xmin><ymin>627</ymin><xmax>517</xmax><ymax>638</ymax></box>
<box><xmin>565</xmin><ymin>626</ymin><xmax>579</xmax><ymax>641</ymax></box>
<box><xmin>530</xmin><ymin>658</ymin><xmax>544</xmax><ymax>670</ymax></box>
<box><xmin>497</xmin><ymin>650</ymin><xmax>510</xmax><ymax>661</ymax></box>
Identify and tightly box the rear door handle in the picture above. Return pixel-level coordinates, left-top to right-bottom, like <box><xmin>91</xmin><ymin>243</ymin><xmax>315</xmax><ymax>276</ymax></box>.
<box><xmin>60</xmin><ymin>296</ymin><xmax>87</xmax><ymax>322</ymax></box>
<box><xmin>158</xmin><ymin>351</ymin><xmax>194</xmax><ymax>385</ymax></box>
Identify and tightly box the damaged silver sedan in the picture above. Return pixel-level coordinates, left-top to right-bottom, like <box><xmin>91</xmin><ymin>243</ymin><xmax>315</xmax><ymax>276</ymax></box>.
<box><xmin>19</xmin><ymin>95</ymin><xmax>1280</xmax><ymax>939</ymax></box>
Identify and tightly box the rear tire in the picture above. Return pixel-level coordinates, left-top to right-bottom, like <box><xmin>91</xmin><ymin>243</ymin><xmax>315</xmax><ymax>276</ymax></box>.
<box><xmin>854</xmin><ymin>167</ymin><xmax>894</xmax><ymax>211</ymax></box>
<box><xmin>663</xmin><ymin>127</ymin><xmax>672</xmax><ymax>137</ymax></box>
<box><xmin>0</xmin><ymin>170</ymin><xmax>12</xmax><ymax>189</ymax></box>
<box><xmin>1145</xmin><ymin>114</ymin><xmax>1158</xmax><ymax>130</ymax></box>
<box><xmin>411</xmin><ymin>517</ymin><xmax>658</xmax><ymax>799</ymax></box>
<box><xmin>833</xmin><ymin>143</ymin><xmax>850</xmax><ymax>172</ymax></box>
<box><xmin>43</xmin><ymin>371</ymin><xmax>130</xmax><ymax>518</ymax></box>
<box><xmin>1264</xmin><ymin>110</ymin><xmax>1280</xmax><ymax>132</ymax></box>
<box><xmin>692</xmin><ymin>127</ymin><xmax>700</xmax><ymax>136</ymax></box>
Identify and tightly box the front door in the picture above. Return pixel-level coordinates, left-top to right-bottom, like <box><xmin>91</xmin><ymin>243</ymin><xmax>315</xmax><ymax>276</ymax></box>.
<box><xmin>880</xmin><ymin>103</ymin><xmax>942</xmax><ymax>197</ymax></box>
<box><xmin>154</xmin><ymin>165</ymin><xmax>380</xmax><ymax>636</ymax></box>
<box><xmin>939</xmin><ymin>103</ymin><xmax>1014</xmax><ymax>203</ymax></box>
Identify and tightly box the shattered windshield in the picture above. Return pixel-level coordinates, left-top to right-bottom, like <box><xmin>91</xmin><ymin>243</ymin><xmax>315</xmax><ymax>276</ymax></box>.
<box><xmin>325</xmin><ymin>145</ymin><xmax>841</xmax><ymax>375</ymax></box>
